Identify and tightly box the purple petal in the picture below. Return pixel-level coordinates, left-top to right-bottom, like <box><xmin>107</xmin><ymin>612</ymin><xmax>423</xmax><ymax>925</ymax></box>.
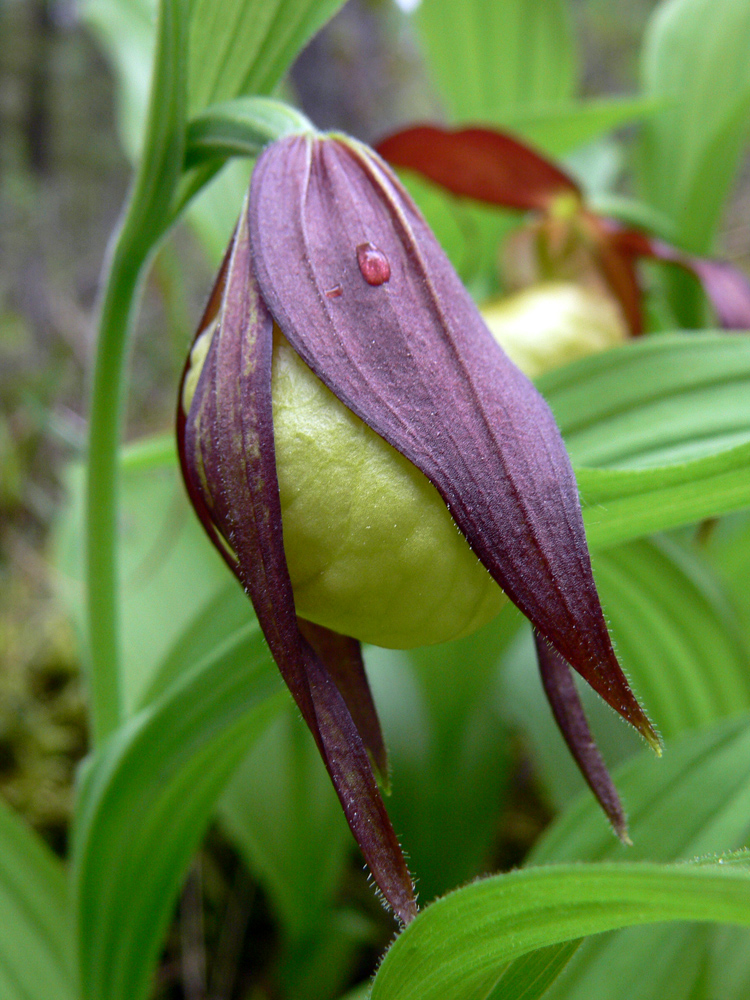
<box><xmin>679</xmin><ymin>258</ymin><xmax>750</xmax><ymax>329</ymax></box>
<box><xmin>603</xmin><ymin>221</ymin><xmax>750</xmax><ymax>330</ymax></box>
<box><xmin>177</xmin><ymin>235</ymin><xmax>244</xmax><ymax>577</ymax></box>
<box><xmin>298</xmin><ymin>619</ymin><xmax>389</xmax><ymax>786</ymax></box>
<box><xmin>178</xmin><ymin>197</ymin><xmax>416</xmax><ymax>924</ymax></box>
<box><xmin>534</xmin><ymin>632</ymin><xmax>630</xmax><ymax>843</ymax></box>
<box><xmin>249</xmin><ymin>134</ymin><xmax>659</xmax><ymax>752</ymax></box>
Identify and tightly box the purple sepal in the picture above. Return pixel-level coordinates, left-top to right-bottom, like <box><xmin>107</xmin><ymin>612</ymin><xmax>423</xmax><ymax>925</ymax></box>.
<box><xmin>249</xmin><ymin>134</ymin><xmax>659</xmax><ymax>753</ymax></box>
<box><xmin>535</xmin><ymin>632</ymin><xmax>630</xmax><ymax>843</ymax></box>
<box><xmin>179</xmin><ymin>196</ymin><xmax>417</xmax><ymax>924</ymax></box>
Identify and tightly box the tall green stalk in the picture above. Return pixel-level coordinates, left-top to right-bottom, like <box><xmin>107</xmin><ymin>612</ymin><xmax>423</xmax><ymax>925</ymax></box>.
<box><xmin>85</xmin><ymin>0</ymin><xmax>189</xmax><ymax>744</ymax></box>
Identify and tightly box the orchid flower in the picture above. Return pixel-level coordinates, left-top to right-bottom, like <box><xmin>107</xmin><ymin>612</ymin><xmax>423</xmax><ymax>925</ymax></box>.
<box><xmin>177</xmin><ymin>130</ymin><xmax>660</xmax><ymax>924</ymax></box>
<box><xmin>376</xmin><ymin>124</ymin><xmax>750</xmax><ymax>336</ymax></box>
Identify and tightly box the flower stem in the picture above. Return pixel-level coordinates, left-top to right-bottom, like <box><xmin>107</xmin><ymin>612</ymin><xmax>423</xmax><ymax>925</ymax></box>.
<box><xmin>85</xmin><ymin>246</ymin><xmax>145</xmax><ymax>743</ymax></box>
<box><xmin>84</xmin><ymin>0</ymin><xmax>188</xmax><ymax>744</ymax></box>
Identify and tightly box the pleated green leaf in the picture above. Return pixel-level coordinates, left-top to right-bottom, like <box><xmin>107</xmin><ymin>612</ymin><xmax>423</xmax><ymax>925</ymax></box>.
<box><xmin>529</xmin><ymin>713</ymin><xmax>750</xmax><ymax>1000</ymax></box>
<box><xmin>217</xmin><ymin>704</ymin><xmax>350</xmax><ymax>938</ymax></box>
<box><xmin>73</xmin><ymin>625</ymin><xmax>283</xmax><ymax>1000</ymax></box>
<box><xmin>501</xmin><ymin>534</ymin><xmax>749</xmax><ymax>810</ymax></box>
<box><xmin>496</xmin><ymin>97</ymin><xmax>658</xmax><ymax>158</ymax></box>
<box><xmin>414</xmin><ymin>0</ymin><xmax>577</xmax><ymax>124</ymax></box>
<box><xmin>55</xmin><ymin>443</ymin><xmax>242</xmax><ymax>716</ymax></box>
<box><xmin>701</xmin><ymin>511</ymin><xmax>750</xmax><ymax>641</ymax></box>
<box><xmin>534</xmin><ymin>713</ymin><xmax>750</xmax><ymax>865</ymax></box>
<box><xmin>538</xmin><ymin>333</ymin><xmax>750</xmax><ymax>547</ymax></box>
<box><xmin>483</xmin><ymin>941</ymin><xmax>582</xmax><ymax>1000</ymax></box>
<box><xmin>369</xmin><ymin>855</ymin><xmax>750</xmax><ymax>1000</ymax></box>
<box><xmin>580</xmin><ymin>445</ymin><xmax>750</xmax><ymax>549</ymax></box>
<box><xmin>541</xmin><ymin>334</ymin><xmax>750</xmax><ymax>469</ymax></box>
<box><xmin>188</xmin><ymin>0</ymin><xmax>345</xmax><ymax>113</ymax></box>
<box><xmin>639</xmin><ymin>0</ymin><xmax>750</xmax><ymax>253</ymax></box>
<box><xmin>139</xmin><ymin>579</ymin><xmax>250</xmax><ymax>706</ymax></box>
<box><xmin>88</xmin><ymin>0</ymin><xmax>348</xmax><ymax>133</ymax></box>
<box><xmin>365</xmin><ymin>611</ymin><xmax>520</xmax><ymax>905</ymax></box>
<box><xmin>593</xmin><ymin>537</ymin><xmax>750</xmax><ymax>740</ymax></box>
<box><xmin>0</xmin><ymin>798</ymin><xmax>74</xmax><ymax>1000</ymax></box>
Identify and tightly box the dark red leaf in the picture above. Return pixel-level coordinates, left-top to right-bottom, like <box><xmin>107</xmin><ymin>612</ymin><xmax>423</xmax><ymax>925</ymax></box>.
<box><xmin>534</xmin><ymin>632</ymin><xmax>630</xmax><ymax>843</ymax></box>
<box><xmin>376</xmin><ymin>124</ymin><xmax>580</xmax><ymax>212</ymax></box>
<box><xmin>179</xmin><ymin>198</ymin><xmax>417</xmax><ymax>924</ymax></box>
<box><xmin>249</xmin><ymin>134</ymin><xmax>659</xmax><ymax>754</ymax></box>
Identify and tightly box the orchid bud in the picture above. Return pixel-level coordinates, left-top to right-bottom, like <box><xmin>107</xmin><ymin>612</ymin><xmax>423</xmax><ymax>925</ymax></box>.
<box><xmin>177</xmin><ymin>132</ymin><xmax>659</xmax><ymax>923</ymax></box>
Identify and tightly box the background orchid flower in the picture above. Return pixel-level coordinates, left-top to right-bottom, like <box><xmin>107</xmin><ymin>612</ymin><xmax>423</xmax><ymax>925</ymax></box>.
<box><xmin>481</xmin><ymin>281</ymin><xmax>629</xmax><ymax>378</ymax></box>
<box><xmin>178</xmin><ymin>130</ymin><xmax>660</xmax><ymax>923</ymax></box>
<box><xmin>376</xmin><ymin>124</ymin><xmax>750</xmax><ymax>337</ymax></box>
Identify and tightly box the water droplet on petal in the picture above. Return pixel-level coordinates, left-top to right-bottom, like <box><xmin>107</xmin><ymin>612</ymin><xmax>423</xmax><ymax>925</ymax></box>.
<box><xmin>357</xmin><ymin>242</ymin><xmax>391</xmax><ymax>286</ymax></box>
<box><xmin>325</xmin><ymin>284</ymin><xmax>343</xmax><ymax>299</ymax></box>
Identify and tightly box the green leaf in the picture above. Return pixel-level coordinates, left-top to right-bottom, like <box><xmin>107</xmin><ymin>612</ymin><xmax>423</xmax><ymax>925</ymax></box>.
<box><xmin>184</xmin><ymin>96</ymin><xmax>313</xmax><ymax>168</ymax></box>
<box><xmin>580</xmin><ymin>445</ymin><xmax>750</xmax><ymax>550</ymax></box>
<box><xmin>370</xmin><ymin>855</ymin><xmax>750</xmax><ymax>1000</ymax></box>
<box><xmin>56</xmin><ymin>450</ymin><xmax>238</xmax><ymax>715</ymax></box>
<box><xmin>84</xmin><ymin>0</ymin><xmax>344</xmax><ymax>153</ymax></box>
<box><xmin>499</xmin><ymin>97</ymin><xmax>659</xmax><ymax>158</ymax></box>
<box><xmin>73</xmin><ymin>623</ymin><xmax>284</xmax><ymax>1000</ymax></box>
<box><xmin>501</xmin><ymin>537</ymin><xmax>750</xmax><ymax>809</ymax></box>
<box><xmin>534</xmin><ymin>922</ymin><xmax>718</xmax><ymax>1000</ymax></box>
<box><xmin>484</xmin><ymin>941</ymin><xmax>582</xmax><ymax>1000</ymax></box>
<box><xmin>338</xmin><ymin>985</ymin><xmax>372</xmax><ymax>1000</ymax></box>
<box><xmin>81</xmin><ymin>0</ymin><xmax>156</xmax><ymax>159</ymax></box>
<box><xmin>638</xmin><ymin>0</ymin><xmax>750</xmax><ymax>253</ymax></box>
<box><xmin>365</xmin><ymin>610</ymin><xmax>520</xmax><ymax>904</ymax></box>
<box><xmin>534</xmin><ymin>712</ymin><xmax>750</xmax><ymax>865</ymax></box>
<box><xmin>700</xmin><ymin>511</ymin><xmax>750</xmax><ymax>641</ymax></box>
<box><xmin>414</xmin><ymin>0</ymin><xmax>577</xmax><ymax>123</ymax></box>
<box><xmin>528</xmin><ymin>713</ymin><xmax>750</xmax><ymax>1000</ymax></box>
<box><xmin>217</xmin><ymin>704</ymin><xmax>350</xmax><ymax>938</ymax></box>
<box><xmin>139</xmin><ymin>580</ymin><xmax>251</xmax><ymax>706</ymax></box>
<box><xmin>0</xmin><ymin>798</ymin><xmax>74</xmax><ymax>1000</ymax></box>
<box><xmin>542</xmin><ymin>333</ymin><xmax>750</xmax><ymax>469</ymax></box>
<box><xmin>537</xmin><ymin>333</ymin><xmax>750</xmax><ymax>547</ymax></box>
<box><xmin>188</xmin><ymin>0</ymin><xmax>346</xmax><ymax>113</ymax></box>
<box><xmin>593</xmin><ymin>537</ymin><xmax>750</xmax><ymax>741</ymax></box>
<box><xmin>708</xmin><ymin>925</ymin><xmax>750</xmax><ymax>1000</ymax></box>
